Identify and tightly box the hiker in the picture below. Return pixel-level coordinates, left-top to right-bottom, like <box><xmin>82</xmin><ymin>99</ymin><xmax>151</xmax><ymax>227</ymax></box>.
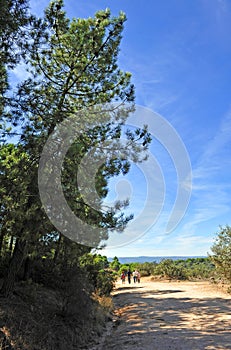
<box><xmin>133</xmin><ymin>270</ymin><xmax>138</xmax><ymax>283</ymax></box>
<box><xmin>137</xmin><ymin>271</ymin><xmax>141</xmax><ymax>283</ymax></box>
<box><xmin>121</xmin><ymin>272</ymin><xmax>126</xmax><ymax>284</ymax></box>
<box><xmin>127</xmin><ymin>269</ymin><xmax>132</xmax><ymax>284</ymax></box>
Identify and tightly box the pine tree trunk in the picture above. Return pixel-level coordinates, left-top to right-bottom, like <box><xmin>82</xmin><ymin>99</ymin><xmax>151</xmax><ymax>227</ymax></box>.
<box><xmin>9</xmin><ymin>235</ymin><xmax>14</xmax><ymax>255</ymax></box>
<box><xmin>0</xmin><ymin>238</ymin><xmax>27</xmax><ymax>297</ymax></box>
<box><xmin>0</xmin><ymin>231</ymin><xmax>5</xmax><ymax>256</ymax></box>
<box><xmin>23</xmin><ymin>255</ymin><xmax>31</xmax><ymax>281</ymax></box>
<box><xmin>53</xmin><ymin>233</ymin><xmax>62</xmax><ymax>263</ymax></box>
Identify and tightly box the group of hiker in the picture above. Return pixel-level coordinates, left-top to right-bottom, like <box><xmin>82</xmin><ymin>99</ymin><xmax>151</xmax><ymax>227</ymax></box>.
<box><xmin>120</xmin><ymin>269</ymin><xmax>141</xmax><ymax>284</ymax></box>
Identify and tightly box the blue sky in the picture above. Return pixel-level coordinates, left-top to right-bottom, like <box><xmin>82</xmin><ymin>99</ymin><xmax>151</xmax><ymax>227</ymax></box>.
<box><xmin>26</xmin><ymin>0</ymin><xmax>231</xmax><ymax>257</ymax></box>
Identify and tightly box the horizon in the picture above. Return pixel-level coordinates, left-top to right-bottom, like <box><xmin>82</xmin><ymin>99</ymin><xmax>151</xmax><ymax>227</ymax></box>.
<box><xmin>107</xmin><ymin>255</ymin><xmax>207</xmax><ymax>258</ymax></box>
<box><xmin>106</xmin><ymin>255</ymin><xmax>208</xmax><ymax>264</ymax></box>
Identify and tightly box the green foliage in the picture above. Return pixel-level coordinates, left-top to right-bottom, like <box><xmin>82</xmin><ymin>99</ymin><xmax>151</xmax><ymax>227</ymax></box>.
<box><xmin>101</xmin><ymin>257</ymin><xmax>215</xmax><ymax>281</ymax></box>
<box><xmin>0</xmin><ymin>0</ymin><xmax>151</xmax><ymax>298</ymax></box>
<box><xmin>118</xmin><ymin>262</ymin><xmax>157</xmax><ymax>276</ymax></box>
<box><xmin>1</xmin><ymin>0</ymin><xmax>151</xmax><ymax>253</ymax></box>
<box><xmin>152</xmin><ymin>257</ymin><xmax>214</xmax><ymax>280</ymax></box>
<box><xmin>210</xmin><ymin>225</ymin><xmax>231</xmax><ymax>283</ymax></box>
<box><xmin>109</xmin><ymin>259</ymin><xmax>158</xmax><ymax>277</ymax></box>
<box><xmin>79</xmin><ymin>253</ymin><xmax>115</xmax><ymax>296</ymax></box>
<box><xmin>0</xmin><ymin>0</ymin><xmax>32</xmax><ymax>118</ymax></box>
<box><xmin>134</xmin><ymin>262</ymin><xmax>156</xmax><ymax>276</ymax></box>
<box><xmin>118</xmin><ymin>263</ymin><xmax>130</xmax><ymax>275</ymax></box>
<box><xmin>95</xmin><ymin>269</ymin><xmax>116</xmax><ymax>296</ymax></box>
<box><xmin>109</xmin><ymin>256</ymin><xmax>120</xmax><ymax>271</ymax></box>
<box><xmin>0</xmin><ymin>1</ymin><xmax>152</xmax><ymax>347</ymax></box>
<box><xmin>0</xmin><ymin>0</ymin><xmax>31</xmax><ymax>66</ymax></box>
<box><xmin>153</xmin><ymin>259</ymin><xmax>185</xmax><ymax>279</ymax></box>
<box><xmin>0</xmin><ymin>144</ymin><xmax>39</xmax><ymax>243</ymax></box>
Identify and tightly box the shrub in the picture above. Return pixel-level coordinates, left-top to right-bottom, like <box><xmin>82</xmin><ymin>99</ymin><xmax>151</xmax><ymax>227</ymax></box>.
<box><xmin>96</xmin><ymin>269</ymin><xmax>116</xmax><ymax>296</ymax></box>
<box><xmin>210</xmin><ymin>225</ymin><xmax>231</xmax><ymax>284</ymax></box>
<box><xmin>152</xmin><ymin>257</ymin><xmax>214</xmax><ymax>280</ymax></box>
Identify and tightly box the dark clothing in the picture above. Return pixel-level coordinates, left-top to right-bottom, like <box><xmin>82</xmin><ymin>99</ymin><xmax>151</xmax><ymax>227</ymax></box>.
<box><xmin>127</xmin><ymin>270</ymin><xmax>132</xmax><ymax>284</ymax></box>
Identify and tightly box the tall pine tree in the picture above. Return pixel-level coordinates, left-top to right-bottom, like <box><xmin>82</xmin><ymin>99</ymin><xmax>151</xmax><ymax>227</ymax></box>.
<box><xmin>0</xmin><ymin>0</ymin><xmax>151</xmax><ymax>296</ymax></box>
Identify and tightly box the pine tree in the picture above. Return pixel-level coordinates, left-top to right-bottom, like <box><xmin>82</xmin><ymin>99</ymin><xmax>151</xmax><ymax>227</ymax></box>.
<box><xmin>0</xmin><ymin>0</ymin><xmax>151</xmax><ymax>296</ymax></box>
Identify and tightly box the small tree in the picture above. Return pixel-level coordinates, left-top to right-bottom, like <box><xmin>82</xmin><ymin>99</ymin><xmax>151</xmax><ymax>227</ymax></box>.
<box><xmin>109</xmin><ymin>256</ymin><xmax>120</xmax><ymax>271</ymax></box>
<box><xmin>210</xmin><ymin>225</ymin><xmax>231</xmax><ymax>283</ymax></box>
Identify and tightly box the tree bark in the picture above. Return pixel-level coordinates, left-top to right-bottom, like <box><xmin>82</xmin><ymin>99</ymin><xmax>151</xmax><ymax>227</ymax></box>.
<box><xmin>0</xmin><ymin>238</ymin><xmax>27</xmax><ymax>297</ymax></box>
<box><xmin>0</xmin><ymin>231</ymin><xmax>5</xmax><ymax>256</ymax></box>
<box><xmin>9</xmin><ymin>235</ymin><xmax>14</xmax><ymax>255</ymax></box>
<box><xmin>53</xmin><ymin>233</ymin><xmax>62</xmax><ymax>263</ymax></box>
<box><xmin>23</xmin><ymin>255</ymin><xmax>31</xmax><ymax>281</ymax></box>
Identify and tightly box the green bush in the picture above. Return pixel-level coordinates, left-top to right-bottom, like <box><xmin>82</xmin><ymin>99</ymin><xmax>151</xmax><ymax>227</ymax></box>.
<box><xmin>210</xmin><ymin>225</ymin><xmax>231</xmax><ymax>283</ymax></box>
<box><xmin>152</xmin><ymin>257</ymin><xmax>214</xmax><ymax>280</ymax></box>
<box><xmin>96</xmin><ymin>269</ymin><xmax>116</xmax><ymax>296</ymax></box>
<box><xmin>109</xmin><ymin>256</ymin><xmax>120</xmax><ymax>271</ymax></box>
<box><xmin>118</xmin><ymin>264</ymin><xmax>130</xmax><ymax>276</ymax></box>
<box><xmin>79</xmin><ymin>253</ymin><xmax>116</xmax><ymax>296</ymax></box>
<box><xmin>139</xmin><ymin>269</ymin><xmax>149</xmax><ymax>277</ymax></box>
<box><xmin>152</xmin><ymin>259</ymin><xmax>186</xmax><ymax>280</ymax></box>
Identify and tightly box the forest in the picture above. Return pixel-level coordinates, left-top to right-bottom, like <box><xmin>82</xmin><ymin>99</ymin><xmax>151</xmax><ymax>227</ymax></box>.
<box><xmin>0</xmin><ymin>0</ymin><xmax>151</xmax><ymax>348</ymax></box>
<box><xmin>0</xmin><ymin>0</ymin><xmax>231</xmax><ymax>349</ymax></box>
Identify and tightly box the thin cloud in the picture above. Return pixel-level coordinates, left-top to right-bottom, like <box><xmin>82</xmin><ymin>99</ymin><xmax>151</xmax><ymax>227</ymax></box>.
<box><xmin>201</xmin><ymin>111</ymin><xmax>231</xmax><ymax>161</ymax></box>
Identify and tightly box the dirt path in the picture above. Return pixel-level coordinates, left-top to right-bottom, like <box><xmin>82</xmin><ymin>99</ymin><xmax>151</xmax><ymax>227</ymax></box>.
<box><xmin>90</xmin><ymin>278</ymin><xmax>231</xmax><ymax>350</ymax></box>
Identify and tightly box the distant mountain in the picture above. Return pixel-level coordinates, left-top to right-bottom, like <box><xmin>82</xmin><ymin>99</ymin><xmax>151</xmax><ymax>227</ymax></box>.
<box><xmin>108</xmin><ymin>256</ymin><xmax>206</xmax><ymax>264</ymax></box>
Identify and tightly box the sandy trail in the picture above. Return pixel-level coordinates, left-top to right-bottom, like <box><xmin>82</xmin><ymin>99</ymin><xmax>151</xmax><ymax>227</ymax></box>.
<box><xmin>90</xmin><ymin>277</ymin><xmax>231</xmax><ymax>350</ymax></box>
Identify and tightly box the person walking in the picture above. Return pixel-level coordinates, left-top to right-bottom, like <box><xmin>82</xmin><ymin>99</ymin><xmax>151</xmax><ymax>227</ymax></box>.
<box><xmin>121</xmin><ymin>272</ymin><xmax>126</xmax><ymax>284</ymax></box>
<box><xmin>133</xmin><ymin>270</ymin><xmax>138</xmax><ymax>283</ymax></box>
<box><xmin>137</xmin><ymin>271</ymin><xmax>141</xmax><ymax>283</ymax></box>
<box><xmin>127</xmin><ymin>269</ymin><xmax>132</xmax><ymax>284</ymax></box>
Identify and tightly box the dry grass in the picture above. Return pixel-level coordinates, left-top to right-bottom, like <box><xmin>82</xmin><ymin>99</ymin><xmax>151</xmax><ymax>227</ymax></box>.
<box><xmin>93</xmin><ymin>293</ymin><xmax>114</xmax><ymax>313</ymax></box>
<box><xmin>0</xmin><ymin>280</ymin><xmax>113</xmax><ymax>350</ymax></box>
